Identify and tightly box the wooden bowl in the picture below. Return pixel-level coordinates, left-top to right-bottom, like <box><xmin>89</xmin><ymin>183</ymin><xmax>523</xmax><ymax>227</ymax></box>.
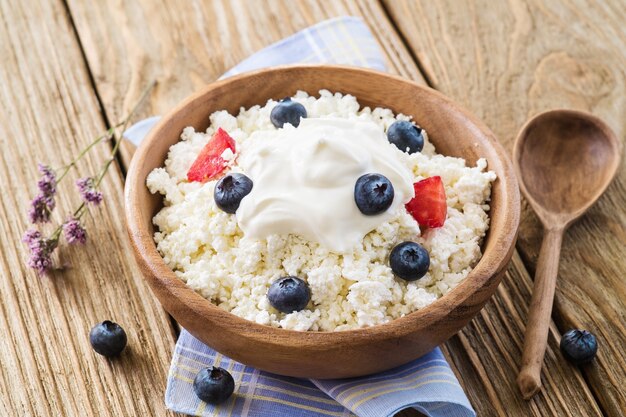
<box><xmin>125</xmin><ymin>65</ymin><xmax>520</xmax><ymax>378</ymax></box>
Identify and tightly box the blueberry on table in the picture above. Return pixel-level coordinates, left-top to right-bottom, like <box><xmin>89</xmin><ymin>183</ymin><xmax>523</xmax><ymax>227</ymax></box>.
<box><xmin>89</xmin><ymin>321</ymin><xmax>127</xmax><ymax>357</ymax></box>
<box><xmin>193</xmin><ymin>366</ymin><xmax>235</xmax><ymax>405</ymax></box>
<box><xmin>267</xmin><ymin>276</ymin><xmax>311</xmax><ymax>313</ymax></box>
<box><xmin>389</xmin><ymin>241</ymin><xmax>430</xmax><ymax>281</ymax></box>
<box><xmin>214</xmin><ymin>173</ymin><xmax>253</xmax><ymax>214</ymax></box>
<box><xmin>354</xmin><ymin>173</ymin><xmax>395</xmax><ymax>215</ymax></box>
<box><xmin>560</xmin><ymin>329</ymin><xmax>598</xmax><ymax>365</ymax></box>
<box><xmin>270</xmin><ymin>97</ymin><xmax>307</xmax><ymax>128</ymax></box>
<box><xmin>387</xmin><ymin>120</ymin><xmax>424</xmax><ymax>154</ymax></box>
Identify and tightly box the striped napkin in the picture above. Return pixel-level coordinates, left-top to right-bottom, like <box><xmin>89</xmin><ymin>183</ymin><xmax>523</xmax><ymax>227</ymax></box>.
<box><xmin>167</xmin><ymin>330</ymin><xmax>472</xmax><ymax>417</ymax></box>
<box><xmin>125</xmin><ymin>16</ymin><xmax>475</xmax><ymax>417</ymax></box>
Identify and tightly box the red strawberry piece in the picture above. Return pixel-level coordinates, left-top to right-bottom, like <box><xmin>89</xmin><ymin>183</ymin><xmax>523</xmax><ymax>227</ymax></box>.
<box><xmin>187</xmin><ymin>128</ymin><xmax>236</xmax><ymax>183</ymax></box>
<box><xmin>405</xmin><ymin>176</ymin><xmax>447</xmax><ymax>228</ymax></box>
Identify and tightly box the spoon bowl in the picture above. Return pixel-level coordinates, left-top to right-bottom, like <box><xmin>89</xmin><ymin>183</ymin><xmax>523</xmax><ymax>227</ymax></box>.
<box><xmin>514</xmin><ymin>110</ymin><xmax>621</xmax><ymax>228</ymax></box>
<box><xmin>513</xmin><ymin>109</ymin><xmax>621</xmax><ymax>399</ymax></box>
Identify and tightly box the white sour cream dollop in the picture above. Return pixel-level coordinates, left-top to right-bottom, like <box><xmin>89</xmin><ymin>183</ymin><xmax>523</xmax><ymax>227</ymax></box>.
<box><xmin>236</xmin><ymin>118</ymin><xmax>414</xmax><ymax>253</ymax></box>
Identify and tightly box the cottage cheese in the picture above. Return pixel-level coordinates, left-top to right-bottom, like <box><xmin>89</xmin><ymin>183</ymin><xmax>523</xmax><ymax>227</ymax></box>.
<box><xmin>237</xmin><ymin>117</ymin><xmax>414</xmax><ymax>253</ymax></box>
<box><xmin>147</xmin><ymin>90</ymin><xmax>496</xmax><ymax>331</ymax></box>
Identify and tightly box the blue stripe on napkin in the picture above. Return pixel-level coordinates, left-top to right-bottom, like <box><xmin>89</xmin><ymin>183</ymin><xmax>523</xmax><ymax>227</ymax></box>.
<box><xmin>127</xmin><ymin>15</ymin><xmax>476</xmax><ymax>417</ymax></box>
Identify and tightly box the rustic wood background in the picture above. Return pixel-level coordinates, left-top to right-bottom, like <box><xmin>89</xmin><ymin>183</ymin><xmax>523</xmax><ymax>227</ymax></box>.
<box><xmin>0</xmin><ymin>0</ymin><xmax>623</xmax><ymax>416</ymax></box>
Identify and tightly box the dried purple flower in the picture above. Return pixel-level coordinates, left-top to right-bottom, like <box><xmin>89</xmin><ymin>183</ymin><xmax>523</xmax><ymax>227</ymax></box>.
<box><xmin>22</xmin><ymin>229</ymin><xmax>42</xmax><ymax>248</ymax></box>
<box><xmin>63</xmin><ymin>217</ymin><xmax>87</xmax><ymax>245</ymax></box>
<box><xmin>21</xmin><ymin>82</ymin><xmax>154</xmax><ymax>276</ymax></box>
<box><xmin>28</xmin><ymin>194</ymin><xmax>55</xmax><ymax>223</ymax></box>
<box><xmin>23</xmin><ymin>229</ymin><xmax>58</xmax><ymax>275</ymax></box>
<box><xmin>37</xmin><ymin>163</ymin><xmax>57</xmax><ymax>197</ymax></box>
<box><xmin>76</xmin><ymin>177</ymin><xmax>103</xmax><ymax>205</ymax></box>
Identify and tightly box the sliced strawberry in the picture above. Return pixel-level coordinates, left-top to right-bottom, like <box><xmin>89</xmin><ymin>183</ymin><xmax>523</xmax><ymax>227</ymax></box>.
<box><xmin>187</xmin><ymin>128</ymin><xmax>236</xmax><ymax>183</ymax></box>
<box><xmin>405</xmin><ymin>176</ymin><xmax>447</xmax><ymax>228</ymax></box>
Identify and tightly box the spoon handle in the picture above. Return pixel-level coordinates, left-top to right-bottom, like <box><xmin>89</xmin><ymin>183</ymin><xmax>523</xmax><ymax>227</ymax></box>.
<box><xmin>517</xmin><ymin>227</ymin><xmax>564</xmax><ymax>399</ymax></box>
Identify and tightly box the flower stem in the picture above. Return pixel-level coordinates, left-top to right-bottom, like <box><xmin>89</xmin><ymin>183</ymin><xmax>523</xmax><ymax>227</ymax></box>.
<box><xmin>56</xmin><ymin>80</ymin><xmax>156</xmax><ymax>185</ymax></box>
<box><xmin>95</xmin><ymin>80</ymin><xmax>156</xmax><ymax>188</ymax></box>
<box><xmin>26</xmin><ymin>80</ymin><xmax>156</xmax><ymax>274</ymax></box>
<box><xmin>59</xmin><ymin>81</ymin><xmax>155</xmax><ymax>235</ymax></box>
<box><xmin>56</xmin><ymin>122</ymin><xmax>122</xmax><ymax>183</ymax></box>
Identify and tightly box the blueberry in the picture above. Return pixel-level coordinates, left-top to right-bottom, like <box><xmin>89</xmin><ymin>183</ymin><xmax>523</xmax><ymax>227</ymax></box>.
<box><xmin>193</xmin><ymin>366</ymin><xmax>235</xmax><ymax>405</ymax></box>
<box><xmin>270</xmin><ymin>97</ymin><xmax>307</xmax><ymax>128</ymax></box>
<box><xmin>89</xmin><ymin>321</ymin><xmax>127</xmax><ymax>357</ymax></box>
<box><xmin>389</xmin><ymin>241</ymin><xmax>430</xmax><ymax>281</ymax></box>
<box><xmin>387</xmin><ymin>121</ymin><xmax>424</xmax><ymax>154</ymax></box>
<box><xmin>354</xmin><ymin>173</ymin><xmax>394</xmax><ymax>215</ymax></box>
<box><xmin>267</xmin><ymin>276</ymin><xmax>311</xmax><ymax>313</ymax></box>
<box><xmin>214</xmin><ymin>173</ymin><xmax>253</xmax><ymax>214</ymax></box>
<box><xmin>560</xmin><ymin>329</ymin><xmax>598</xmax><ymax>365</ymax></box>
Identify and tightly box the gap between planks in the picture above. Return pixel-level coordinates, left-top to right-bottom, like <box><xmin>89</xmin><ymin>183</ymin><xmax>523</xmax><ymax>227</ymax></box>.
<box><xmin>377</xmin><ymin>0</ymin><xmax>436</xmax><ymax>88</ymax></box>
<box><xmin>60</xmin><ymin>0</ymin><xmax>181</xmax><ymax>338</ymax></box>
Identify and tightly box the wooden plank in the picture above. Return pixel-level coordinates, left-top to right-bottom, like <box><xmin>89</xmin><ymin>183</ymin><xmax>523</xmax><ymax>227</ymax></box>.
<box><xmin>66</xmin><ymin>1</ymin><xmax>427</xmax><ymax>416</ymax></box>
<box><xmin>65</xmin><ymin>0</ymin><xmax>426</xmax><ymax>167</ymax></box>
<box><xmin>65</xmin><ymin>0</ymin><xmax>606</xmax><ymax>416</ymax></box>
<box><xmin>442</xmin><ymin>254</ymin><xmax>601</xmax><ymax>416</ymax></box>
<box><xmin>383</xmin><ymin>0</ymin><xmax>626</xmax><ymax>415</ymax></box>
<box><xmin>0</xmin><ymin>1</ymin><xmax>176</xmax><ymax>416</ymax></box>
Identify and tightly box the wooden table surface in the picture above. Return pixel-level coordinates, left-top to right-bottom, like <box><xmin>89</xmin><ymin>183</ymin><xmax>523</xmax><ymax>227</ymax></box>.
<box><xmin>1</xmin><ymin>1</ymin><xmax>624</xmax><ymax>416</ymax></box>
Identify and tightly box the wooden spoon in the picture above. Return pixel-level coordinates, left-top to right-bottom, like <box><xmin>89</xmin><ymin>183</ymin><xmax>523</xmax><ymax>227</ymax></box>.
<box><xmin>513</xmin><ymin>109</ymin><xmax>621</xmax><ymax>399</ymax></box>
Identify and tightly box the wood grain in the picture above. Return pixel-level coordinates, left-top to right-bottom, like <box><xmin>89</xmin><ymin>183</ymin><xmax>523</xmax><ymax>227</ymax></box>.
<box><xmin>0</xmin><ymin>0</ymin><xmax>176</xmax><ymax>416</ymax></box>
<box><xmin>63</xmin><ymin>0</ymin><xmax>615</xmax><ymax>415</ymax></box>
<box><xmin>65</xmin><ymin>0</ymin><xmax>426</xmax><ymax>167</ymax></box>
<box><xmin>517</xmin><ymin>228</ymin><xmax>564</xmax><ymax>398</ymax></box>
<box><xmin>383</xmin><ymin>0</ymin><xmax>626</xmax><ymax>415</ymax></box>
<box><xmin>441</xmin><ymin>254</ymin><xmax>601</xmax><ymax>417</ymax></box>
<box><xmin>63</xmin><ymin>0</ymin><xmax>432</xmax><ymax>414</ymax></box>
<box><xmin>0</xmin><ymin>0</ymin><xmax>616</xmax><ymax>415</ymax></box>
<box><xmin>435</xmin><ymin>249</ymin><xmax>605</xmax><ymax>417</ymax></box>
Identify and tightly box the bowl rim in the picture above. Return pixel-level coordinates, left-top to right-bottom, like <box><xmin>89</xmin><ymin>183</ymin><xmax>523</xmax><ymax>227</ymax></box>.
<box><xmin>125</xmin><ymin>64</ymin><xmax>520</xmax><ymax>347</ymax></box>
